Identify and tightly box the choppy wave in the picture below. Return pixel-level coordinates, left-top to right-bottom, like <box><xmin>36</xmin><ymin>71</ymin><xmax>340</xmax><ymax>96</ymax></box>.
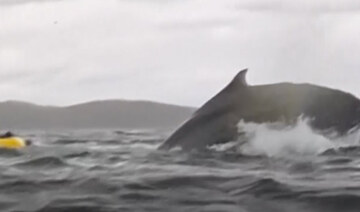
<box><xmin>0</xmin><ymin>125</ymin><xmax>359</xmax><ymax>212</ymax></box>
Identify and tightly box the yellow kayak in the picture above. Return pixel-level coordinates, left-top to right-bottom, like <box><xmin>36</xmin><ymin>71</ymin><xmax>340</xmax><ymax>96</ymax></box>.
<box><xmin>0</xmin><ymin>137</ymin><xmax>27</xmax><ymax>149</ymax></box>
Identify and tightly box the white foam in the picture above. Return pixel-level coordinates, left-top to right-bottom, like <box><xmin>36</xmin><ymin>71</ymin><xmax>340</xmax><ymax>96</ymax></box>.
<box><xmin>224</xmin><ymin>118</ymin><xmax>360</xmax><ymax>158</ymax></box>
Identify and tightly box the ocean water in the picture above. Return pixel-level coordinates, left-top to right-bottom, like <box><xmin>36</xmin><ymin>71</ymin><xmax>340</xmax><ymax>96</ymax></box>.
<box><xmin>1</xmin><ymin>119</ymin><xmax>360</xmax><ymax>212</ymax></box>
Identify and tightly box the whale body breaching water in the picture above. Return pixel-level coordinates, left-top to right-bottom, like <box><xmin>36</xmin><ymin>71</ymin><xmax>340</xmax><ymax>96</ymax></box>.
<box><xmin>159</xmin><ymin>69</ymin><xmax>360</xmax><ymax>151</ymax></box>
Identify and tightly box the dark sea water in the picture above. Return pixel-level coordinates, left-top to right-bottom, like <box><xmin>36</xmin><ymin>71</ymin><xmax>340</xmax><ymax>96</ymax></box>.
<box><xmin>1</xmin><ymin>120</ymin><xmax>360</xmax><ymax>212</ymax></box>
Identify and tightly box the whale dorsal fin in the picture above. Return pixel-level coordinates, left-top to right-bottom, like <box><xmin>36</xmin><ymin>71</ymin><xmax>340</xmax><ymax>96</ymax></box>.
<box><xmin>192</xmin><ymin>69</ymin><xmax>249</xmax><ymax>117</ymax></box>
<box><xmin>227</xmin><ymin>69</ymin><xmax>248</xmax><ymax>89</ymax></box>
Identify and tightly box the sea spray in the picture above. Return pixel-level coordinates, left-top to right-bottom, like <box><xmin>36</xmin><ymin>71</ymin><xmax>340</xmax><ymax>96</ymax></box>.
<box><xmin>232</xmin><ymin>118</ymin><xmax>360</xmax><ymax>158</ymax></box>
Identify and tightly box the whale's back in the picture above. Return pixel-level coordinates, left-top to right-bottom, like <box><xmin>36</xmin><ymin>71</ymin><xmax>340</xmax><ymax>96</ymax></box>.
<box><xmin>249</xmin><ymin>83</ymin><xmax>360</xmax><ymax>133</ymax></box>
<box><xmin>159</xmin><ymin>71</ymin><xmax>360</xmax><ymax>150</ymax></box>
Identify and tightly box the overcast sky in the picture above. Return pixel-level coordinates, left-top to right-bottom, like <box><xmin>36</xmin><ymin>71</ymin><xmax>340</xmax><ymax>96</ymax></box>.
<box><xmin>1</xmin><ymin>0</ymin><xmax>359</xmax><ymax>106</ymax></box>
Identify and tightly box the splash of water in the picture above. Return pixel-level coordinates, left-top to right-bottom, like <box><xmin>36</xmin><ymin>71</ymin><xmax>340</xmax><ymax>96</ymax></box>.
<box><xmin>211</xmin><ymin>118</ymin><xmax>360</xmax><ymax>158</ymax></box>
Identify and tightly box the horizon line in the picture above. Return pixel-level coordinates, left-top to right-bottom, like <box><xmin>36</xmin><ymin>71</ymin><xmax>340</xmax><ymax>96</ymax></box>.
<box><xmin>0</xmin><ymin>98</ymin><xmax>197</xmax><ymax>109</ymax></box>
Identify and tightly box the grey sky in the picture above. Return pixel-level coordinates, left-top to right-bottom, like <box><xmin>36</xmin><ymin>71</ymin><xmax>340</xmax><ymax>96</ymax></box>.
<box><xmin>1</xmin><ymin>0</ymin><xmax>359</xmax><ymax>106</ymax></box>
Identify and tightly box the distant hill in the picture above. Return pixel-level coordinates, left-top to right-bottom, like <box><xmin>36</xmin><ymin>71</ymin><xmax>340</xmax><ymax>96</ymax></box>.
<box><xmin>0</xmin><ymin>100</ymin><xmax>196</xmax><ymax>130</ymax></box>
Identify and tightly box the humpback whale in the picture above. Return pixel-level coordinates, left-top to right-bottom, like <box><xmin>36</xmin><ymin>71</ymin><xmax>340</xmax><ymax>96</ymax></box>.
<box><xmin>159</xmin><ymin>69</ymin><xmax>360</xmax><ymax>150</ymax></box>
